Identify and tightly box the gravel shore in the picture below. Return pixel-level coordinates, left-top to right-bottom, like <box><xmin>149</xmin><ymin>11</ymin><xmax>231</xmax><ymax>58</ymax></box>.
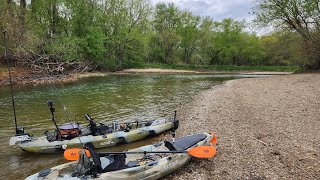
<box><xmin>166</xmin><ymin>74</ymin><xmax>320</xmax><ymax>179</ymax></box>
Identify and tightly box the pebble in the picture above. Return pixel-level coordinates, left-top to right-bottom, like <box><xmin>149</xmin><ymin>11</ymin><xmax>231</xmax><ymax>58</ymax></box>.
<box><xmin>165</xmin><ymin>74</ymin><xmax>320</xmax><ymax>179</ymax></box>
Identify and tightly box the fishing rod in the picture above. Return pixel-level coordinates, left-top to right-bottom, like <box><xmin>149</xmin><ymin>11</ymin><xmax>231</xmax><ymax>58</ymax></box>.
<box><xmin>3</xmin><ymin>30</ymin><xmax>19</xmax><ymax>134</ymax></box>
<box><xmin>48</xmin><ymin>76</ymin><xmax>71</xmax><ymax>122</ymax></box>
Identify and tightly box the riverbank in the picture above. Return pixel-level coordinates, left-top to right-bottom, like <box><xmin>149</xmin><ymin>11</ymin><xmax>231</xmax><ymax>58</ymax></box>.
<box><xmin>0</xmin><ymin>66</ymin><xmax>107</xmax><ymax>86</ymax></box>
<box><xmin>0</xmin><ymin>66</ymin><xmax>293</xmax><ymax>86</ymax></box>
<box><xmin>119</xmin><ymin>68</ymin><xmax>293</xmax><ymax>75</ymax></box>
<box><xmin>165</xmin><ymin>73</ymin><xmax>320</xmax><ymax>179</ymax></box>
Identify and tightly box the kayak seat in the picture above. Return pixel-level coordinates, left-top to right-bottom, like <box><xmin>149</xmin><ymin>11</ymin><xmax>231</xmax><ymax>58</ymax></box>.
<box><xmin>97</xmin><ymin>125</ymin><xmax>112</xmax><ymax>135</ymax></box>
<box><xmin>101</xmin><ymin>156</ymin><xmax>114</xmax><ymax>169</ymax></box>
<box><xmin>166</xmin><ymin>134</ymin><xmax>207</xmax><ymax>151</ymax></box>
<box><xmin>45</xmin><ymin>130</ymin><xmax>58</xmax><ymax>142</ymax></box>
<box><xmin>85</xmin><ymin>114</ymin><xmax>112</xmax><ymax>136</ymax></box>
<box><xmin>101</xmin><ymin>154</ymin><xmax>127</xmax><ymax>173</ymax></box>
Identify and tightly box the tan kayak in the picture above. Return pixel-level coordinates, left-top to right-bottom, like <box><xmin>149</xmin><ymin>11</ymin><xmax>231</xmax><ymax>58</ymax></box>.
<box><xmin>25</xmin><ymin>132</ymin><xmax>217</xmax><ymax>180</ymax></box>
<box><xmin>10</xmin><ymin>114</ymin><xmax>179</xmax><ymax>153</ymax></box>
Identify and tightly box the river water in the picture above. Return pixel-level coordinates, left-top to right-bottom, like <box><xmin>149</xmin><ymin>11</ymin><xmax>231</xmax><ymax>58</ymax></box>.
<box><xmin>0</xmin><ymin>73</ymin><xmax>270</xmax><ymax>179</ymax></box>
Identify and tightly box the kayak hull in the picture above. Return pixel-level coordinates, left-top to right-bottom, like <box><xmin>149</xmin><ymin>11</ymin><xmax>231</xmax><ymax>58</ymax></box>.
<box><xmin>25</xmin><ymin>132</ymin><xmax>215</xmax><ymax>180</ymax></box>
<box><xmin>19</xmin><ymin>121</ymin><xmax>176</xmax><ymax>153</ymax></box>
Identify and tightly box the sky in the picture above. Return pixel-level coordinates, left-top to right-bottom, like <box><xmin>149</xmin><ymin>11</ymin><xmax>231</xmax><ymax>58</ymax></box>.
<box><xmin>151</xmin><ymin>0</ymin><xmax>273</xmax><ymax>35</ymax></box>
<box><xmin>152</xmin><ymin>0</ymin><xmax>256</xmax><ymax>21</ymax></box>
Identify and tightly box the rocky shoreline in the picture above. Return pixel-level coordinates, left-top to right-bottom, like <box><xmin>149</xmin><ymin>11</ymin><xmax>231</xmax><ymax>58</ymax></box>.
<box><xmin>164</xmin><ymin>73</ymin><xmax>320</xmax><ymax>179</ymax></box>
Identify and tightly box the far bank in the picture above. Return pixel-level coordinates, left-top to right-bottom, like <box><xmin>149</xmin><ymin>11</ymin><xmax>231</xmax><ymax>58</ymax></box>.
<box><xmin>0</xmin><ymin>64</ymin><xmax>296</xmax><ymax>86</ymax></box>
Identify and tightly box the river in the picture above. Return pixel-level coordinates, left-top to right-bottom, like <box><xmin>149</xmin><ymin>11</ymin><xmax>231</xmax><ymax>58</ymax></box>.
<box><xmin>0</xmin><ymin>73</ymin><xmax>270</xmax><ymax>179</ymax></box>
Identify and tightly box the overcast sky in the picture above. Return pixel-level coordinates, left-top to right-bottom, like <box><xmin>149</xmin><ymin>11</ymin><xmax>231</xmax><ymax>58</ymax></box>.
<box><xmin>151</xmin><ymin>0</ymin><xmax>273</xmax><ymax>34</ymax></box>
<box><xmin>152</xmin><ymin>0</ymin><xmax>255</xmax><ymax>21</ymax></box>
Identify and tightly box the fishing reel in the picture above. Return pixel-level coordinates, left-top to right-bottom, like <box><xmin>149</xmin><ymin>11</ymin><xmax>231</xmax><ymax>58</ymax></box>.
<box><xmin>15</xmin><ymin>127</ymin><xmax>25</xmax><ymax>135</ymax></box>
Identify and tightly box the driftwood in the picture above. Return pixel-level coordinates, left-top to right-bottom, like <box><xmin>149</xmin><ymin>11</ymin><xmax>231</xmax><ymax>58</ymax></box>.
<box><xmin>5</xmin><ymin>50</ymin><xmax>97</xmax><ymax>74</ymax></box>
<box><xmin>25</xmin><ymin>57</ymin><xmax>96</xmax><ymax>74</ymax></box>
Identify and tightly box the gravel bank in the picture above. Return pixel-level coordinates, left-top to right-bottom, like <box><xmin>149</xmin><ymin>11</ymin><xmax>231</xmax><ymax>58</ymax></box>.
<box><xmin>166</xmin><ymin>74</ymin><xmax>320</xmax><ymax>179</ymax></box>
<box><xmin>118</xmin><ymin>68</ymin><xmax>293</xmax><ymax>75</ymax></box>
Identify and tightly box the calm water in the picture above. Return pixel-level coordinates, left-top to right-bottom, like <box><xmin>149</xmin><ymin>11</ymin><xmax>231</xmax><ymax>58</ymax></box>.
<box><xmin>0</xmin><ymin>73</ymin><xmax>269</xmax><ymax>179</ymax></box>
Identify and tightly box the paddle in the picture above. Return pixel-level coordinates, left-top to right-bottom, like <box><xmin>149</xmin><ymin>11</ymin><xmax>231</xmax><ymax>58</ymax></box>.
<box><xmin>64</xmin><ymin>146</ymin><xmax>216</xmax><ymax>161</ymax></box>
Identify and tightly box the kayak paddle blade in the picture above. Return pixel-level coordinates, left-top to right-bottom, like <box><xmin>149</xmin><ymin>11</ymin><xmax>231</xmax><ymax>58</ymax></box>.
<box><xmin>64</xmin><ymin>148</ymin><xmax>91</xmax><ymax>161</ymax></box>
<box><xmin>188</xmin><ymin>146</ymin><xmax>216</xmax><ymax>158</ymax></box>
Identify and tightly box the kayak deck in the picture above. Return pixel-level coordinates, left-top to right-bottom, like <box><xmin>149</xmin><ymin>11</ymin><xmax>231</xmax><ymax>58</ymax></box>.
<box><xmin>19</xmin><ymin>119</ymin><xmax>178</xmax><ymax>153</ymax></box>
<box><xmin>25</xmin><ymin>133</ymin><xmax>215</xmax><ymax>180</ymax></box>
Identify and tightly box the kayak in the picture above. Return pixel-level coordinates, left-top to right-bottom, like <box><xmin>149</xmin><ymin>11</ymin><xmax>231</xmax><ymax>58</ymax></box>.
<box><xmin>10</xmin><ymin>114</ymin><xmax>179</xmax><ymax>153</ymax></box>
<box><xmin>25</xmin><ymin>132</ymin><xmax>217</xmax><ymax>180</ymax></box>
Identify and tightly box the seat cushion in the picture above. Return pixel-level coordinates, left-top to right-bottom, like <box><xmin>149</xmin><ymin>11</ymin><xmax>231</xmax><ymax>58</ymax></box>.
<box><xmin>167</xmin><ymin>134</ymin><xmax>207</xmax><ymax>151</ymax></box>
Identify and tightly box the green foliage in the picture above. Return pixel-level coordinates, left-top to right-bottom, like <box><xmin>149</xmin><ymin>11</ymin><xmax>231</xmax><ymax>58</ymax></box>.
<box><xmin>46</xmin><ymin>35</ymin><xmax>82</xmax><ymax>61</ymax></box>
<box><xmin>0</xmin><ymin>0</ymin><xmax>310</xmax><ymax>71</ymax></box>
<box><xmin>150</xmin><ymin>3</ymin><xmax>182</xmax><ymax>64</ymax></box>
<box><xmin>178</xmin><ymin>11</ymin><xmax>201</xmax><ymax>64</ymax></box>
<box><xmin>254</xmin><ymin>0</ymin><xmax>320</xmax><ymax>69</ymax></box>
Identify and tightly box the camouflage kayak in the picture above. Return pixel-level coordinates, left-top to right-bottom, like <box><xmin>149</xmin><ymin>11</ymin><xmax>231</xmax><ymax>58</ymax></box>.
<box><xmin>25</xmin><ymin>132</ymin><xmax>217</xmax><ymax>180</ymax></box>
<box><xmin>10</xmin><ymin>114</ymin><xmax>179</xmax><ymax>153</ymax></box>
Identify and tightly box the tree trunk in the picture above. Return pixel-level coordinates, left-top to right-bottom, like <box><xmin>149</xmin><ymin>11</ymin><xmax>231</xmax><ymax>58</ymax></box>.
<box><xmin>6</xmin><ymin>0</ymin><xmax>14</xmax><ymax>17</ymax></box>
<box><xmin>19</xmin><ymin>0</ymin><xmax>27</xmax><ymax>37</ymax></box>
<box><xmin>51</xmin><ymin>0</ymin><xmax>58</xmax><ymax>35</ymax></box>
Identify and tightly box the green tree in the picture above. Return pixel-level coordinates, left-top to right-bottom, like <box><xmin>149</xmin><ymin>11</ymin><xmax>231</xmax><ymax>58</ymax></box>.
<box><xmin>150</xmin><ymin>3</ymin><xmax>181</xmax><ymax>64</ymax></box>
<box><xmin>178</xmin><ymin>11</ymin><xmax>201</xmax><ymax>64</ymax></box>
<box><xmin>254</xmin><ymin>0</ymin><xmax>320</xmax><ymax>69</ymax></box>
<box><xmin>260</xmin><ymin>31</ymin><xmax>303</xmax><ymax>66</ymax></box>
<box><xmin>212</xmin><ymin>19</ymin><xmax>246</xmax><ymax>65</ymax></box>
<box><xmin>196</xmin><ymin>17</ymin><xmax>217</xmax><ymax>65</ymax></box>
<box><xmin>101</xmin><ymin>0</ymin><xmax>151</xmax><ymax>69</ymax></box>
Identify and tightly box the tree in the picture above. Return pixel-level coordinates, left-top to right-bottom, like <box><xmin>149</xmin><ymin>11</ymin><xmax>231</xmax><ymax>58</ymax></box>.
<box><xmin>196</xmin><ymin>17</ymin><xmax>216</xmax><ymax>65</ymax></box>
<box><xmin>151</xmin><ymin>3</ymin><xmax>181</xmax><ymax>64</ymax></box>
<box><xmin>101</xmin><ymin>0</ymin><xmax>151</xmax><ymax>69</ymax></box>
<box><xmin>254</xmin><ymin>0</ymin><xmax>320</xmax><ymax>69</ymax></box>
<box><xmin>212</xmin><ymin>19</ymin><xmax>246</xmax><ymax>65</ymax></box>
<box><xmin>178</xmin><ymin>11</ymin><xmax>201</xmax><ymax>64</ymax></box>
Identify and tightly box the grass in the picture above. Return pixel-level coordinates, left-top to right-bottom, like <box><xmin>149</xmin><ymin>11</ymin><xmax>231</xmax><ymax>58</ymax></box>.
<box><xmin>125</xmin><ymin>63</ymin><xmax>302</xmax><ymax>72</ymax></box>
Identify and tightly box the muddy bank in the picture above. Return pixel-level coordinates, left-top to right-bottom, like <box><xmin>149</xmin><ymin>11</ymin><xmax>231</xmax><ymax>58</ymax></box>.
<box><xmin>164</xmin><ymin>74</ymin><xmax>320</xmax><ymax>179</ymax></box>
